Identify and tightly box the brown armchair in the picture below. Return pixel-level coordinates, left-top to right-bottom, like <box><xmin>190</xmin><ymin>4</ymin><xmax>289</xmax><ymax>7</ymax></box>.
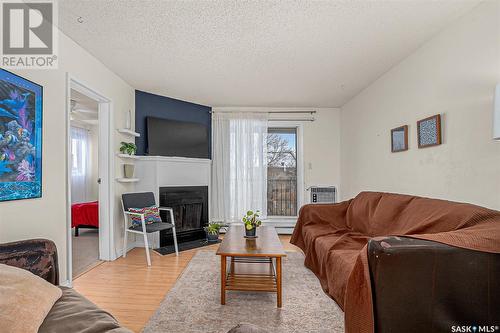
<box><xmin>368</xmin><ymin>236</ymin><xmax>500</xmax><ymax>333</ymax></box>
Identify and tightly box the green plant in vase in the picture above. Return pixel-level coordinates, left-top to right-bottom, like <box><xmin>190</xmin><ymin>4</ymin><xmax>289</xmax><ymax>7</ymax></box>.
<box><xmin>204</xmin><ymin>221</ymin><xmax>223</xmax><ymax>243</ymax></box>
<box><xmin>242</xmin><ymin>210</ymin><xmax>262</xmax><ymax>238</ymax></box>
<box><xmin>120</xmin><ymin>142</ymin><xmax>137</xmax><ymax>156</ymax></box>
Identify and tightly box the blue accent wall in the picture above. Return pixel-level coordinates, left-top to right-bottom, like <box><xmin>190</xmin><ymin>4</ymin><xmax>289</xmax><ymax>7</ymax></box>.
<box><xmin>135</xmin><ymin>90</ymin><xmax>211</xmax><ymax>156</ymax></box>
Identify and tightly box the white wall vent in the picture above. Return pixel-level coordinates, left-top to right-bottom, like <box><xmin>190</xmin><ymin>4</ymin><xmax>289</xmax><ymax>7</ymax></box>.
<box><xmin>309</xmin><ymin>186</ymin><xmax>337</xmax><ymax>204</ymax></box>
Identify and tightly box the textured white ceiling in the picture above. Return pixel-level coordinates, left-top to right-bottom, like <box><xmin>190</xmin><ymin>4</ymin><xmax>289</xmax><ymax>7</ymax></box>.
<box><xmin>58</xmin><ymin>0</ymin><xmax>480</xmax><ymax>107</ymax></box>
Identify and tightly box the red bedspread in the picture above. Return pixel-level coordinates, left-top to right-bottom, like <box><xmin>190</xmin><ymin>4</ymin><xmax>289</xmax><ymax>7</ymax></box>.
<box><xmin>71</xmin><ymin>201</ymin><xmax>99</xmax><ymax>228</ymax></box>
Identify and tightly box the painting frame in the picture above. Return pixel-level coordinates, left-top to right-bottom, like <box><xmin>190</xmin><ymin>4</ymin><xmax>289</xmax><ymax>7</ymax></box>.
<box><xmin>0</xmin><ymin>69</ymin><xmax>43</xmax><ymax>202</ymax></box>
<box><xmin>417</xmin><ymin>114</ymin><xmax>442</xmax><ymax>148</ymax></box>
<box><xmin>391</xmin><ymin>125</ymin><xmax>408</xmax><ymax>153</ymax></box>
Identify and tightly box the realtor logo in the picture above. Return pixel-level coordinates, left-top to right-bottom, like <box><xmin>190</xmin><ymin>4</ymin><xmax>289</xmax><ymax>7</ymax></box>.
<box><xmin>1</xmin><ymin>0</ymin><xmax>58</xmax><ymax>69</ymax></box>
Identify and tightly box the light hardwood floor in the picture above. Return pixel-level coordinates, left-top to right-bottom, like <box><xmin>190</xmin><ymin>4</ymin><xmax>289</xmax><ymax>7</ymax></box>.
<box><xmin>73</xmin><ymin>235</ymin><xmax>299</xmax><ymax>332</ymax></box>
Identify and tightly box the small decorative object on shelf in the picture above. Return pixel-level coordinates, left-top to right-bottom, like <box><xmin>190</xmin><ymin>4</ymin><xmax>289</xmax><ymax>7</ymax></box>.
<box><xmin>123</xmin><ymin>164</ymin><xmax>135</xmax><ymax>178</ymax></box>
<box><xmin>125</xmin><ymin>110</ymin><xmax>132</xmax><ymax>129</ymax></box>
<box><xmin>204</xmin><ymin>221</ymin><xmax>223</xmax><ymax>242</ymax></box>
<box><xmin>242</xmin><ymin>210</ymin><xmax>262</xmax><ymax>238</ymax></box>
<box><xmin>119</xmin><ymin>142</ymin><xmax>137</xmax><ymax>156</ymax></box>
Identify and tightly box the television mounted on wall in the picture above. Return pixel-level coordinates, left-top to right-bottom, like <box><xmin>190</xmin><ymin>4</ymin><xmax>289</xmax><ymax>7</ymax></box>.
<box><xmin>146</xmin><ymin>116</ymin><xmax>209</xmax><ymax>158</ymax></box>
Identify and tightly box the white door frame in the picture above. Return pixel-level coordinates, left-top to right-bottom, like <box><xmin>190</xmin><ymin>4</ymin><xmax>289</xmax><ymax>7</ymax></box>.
<box><xmin>65</xmin><ymin>73</ymin><xmax>115</xmax><ymax>285</ymax></box>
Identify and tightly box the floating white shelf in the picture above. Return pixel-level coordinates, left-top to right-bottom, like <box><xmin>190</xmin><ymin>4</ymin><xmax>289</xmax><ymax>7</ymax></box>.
<box><xmin>116</xmin><ymin>178</ymin><xmax>140</xmax><ymax>183</ymax></box>
<box><xmin>117</xmin><ymin>128</ymin><xmax>140</xmax><ymax>137</ymax></box>
<box><xmin>117</xmin><ymin>153</ymin><xmax>138</xmax><ymax>159</ymax></box>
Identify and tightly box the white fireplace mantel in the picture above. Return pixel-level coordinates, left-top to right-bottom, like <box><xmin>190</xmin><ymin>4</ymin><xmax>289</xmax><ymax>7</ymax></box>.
<box><xmin>132</xmin><ymin>155</ymin><xmax>212</xmax><ymax>248</ymax></box>
<box><xmin>134</xmin><ymin>156</ymin><xmax>211</xmax><ymax>198</ymax></box>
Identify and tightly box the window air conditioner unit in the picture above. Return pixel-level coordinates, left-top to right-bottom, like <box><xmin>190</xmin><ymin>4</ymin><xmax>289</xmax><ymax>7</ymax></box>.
<box><xmin>308</xmin><ymin>186</ymin><xmax>337</xmax><ymax>204</ymax></box>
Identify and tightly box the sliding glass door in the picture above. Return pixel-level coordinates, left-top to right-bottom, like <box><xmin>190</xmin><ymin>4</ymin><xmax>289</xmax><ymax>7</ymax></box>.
<box><xmin>267</xmin><ymin>128</ymin><xmax>297</xmax><ymax>217</ymax></box>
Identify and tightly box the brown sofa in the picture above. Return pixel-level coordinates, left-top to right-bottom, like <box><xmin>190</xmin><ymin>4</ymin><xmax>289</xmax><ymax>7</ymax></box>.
<box><xmin>0</xmin><ymin>239</ymin><xmax>132</xmax><ymax>333</ymax></box>
<box><xmin>0</xmin><ymin>239</ymin><xmax>270</xmax><ymax>333</ymax></box>
<box><xmin>291</xmin><ymin>191</ymin><xmax>500</xmax><ymax>333</ymax></box>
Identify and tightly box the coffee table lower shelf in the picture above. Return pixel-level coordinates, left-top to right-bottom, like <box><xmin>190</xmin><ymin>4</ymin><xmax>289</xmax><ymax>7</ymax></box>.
<box><xmin>220</xmin><ymin>256</ymin><xmax>283</xmax><ymax>307</ymax></box>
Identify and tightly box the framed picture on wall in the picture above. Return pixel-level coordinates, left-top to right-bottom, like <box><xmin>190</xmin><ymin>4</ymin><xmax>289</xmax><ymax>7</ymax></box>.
<box><xmin>0</xmin><ymin>69</ymin><xmax>43</xmax><ymax>202</ymax></box>
<box><xmin>417</xmin><ymin>114</ymin><xmax>441</xmax><ymax>148</ymax></box>
<box><xmin>391</xmin><ymin>125</ymin><xmax>408</xmax><ymax>152</ymax></box>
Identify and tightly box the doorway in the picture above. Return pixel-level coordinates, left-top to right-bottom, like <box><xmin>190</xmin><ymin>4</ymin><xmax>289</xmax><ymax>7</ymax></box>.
<box><xmin>267</xmin><ymin>127</ymin><xmax>298</xmax><ymax>217</ymax></box>
<box><xmin>69</xmin><ymin>89</ymin><xmax>101</xmax><ymax>277</ymax></box>
<box><xmin>66</xmin><ymin>76</ymin><xmax>114</xmax><ymax>285</ymax></box>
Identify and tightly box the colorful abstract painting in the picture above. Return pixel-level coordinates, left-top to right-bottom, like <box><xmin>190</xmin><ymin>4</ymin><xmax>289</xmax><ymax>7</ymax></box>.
<box><xmin>0</xmin><ymin>69</ymin><xmax>42</xmax><ymax>201</ymax></box>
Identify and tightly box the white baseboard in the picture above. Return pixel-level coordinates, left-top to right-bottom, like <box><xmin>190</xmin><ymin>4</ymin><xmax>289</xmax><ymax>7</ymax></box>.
<box><xmin>220</xmin><ymin>222</ymin><xmax>295</xmax><ymax>235</ymax></box>
<box><xmin>263</xmin><ymin>219</ymin><xmax>296</xmax><ymax>228</ymax></box>
<box><xmin>275</xmin><ymin>227</ymin><xmax>295</xmax><ymax>235</ymax></box>
<box><xmin>60</xmin><ymin>279</ymin><xmax>72</xmax><ymax>287</ymax></box>
<box><xmin>115</xmin><ymin>238</ymin><xmax>139</xmax><ymax>257</ymax></box>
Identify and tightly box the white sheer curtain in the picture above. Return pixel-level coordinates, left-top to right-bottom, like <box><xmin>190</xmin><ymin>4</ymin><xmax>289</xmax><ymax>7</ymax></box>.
<box><xmin>211</xmin><ymin>112</ymin><xmax>268</xmax><ymax>222</ymax></box>
<box><xmin>70</xmin><ymin>126</ymin><xmax>91</xmax><ymax>203</ymax></box>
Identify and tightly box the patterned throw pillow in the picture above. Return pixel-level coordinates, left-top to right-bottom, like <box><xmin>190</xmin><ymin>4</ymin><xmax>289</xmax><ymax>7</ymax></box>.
<box><xmin>128</xmin><ymin>206</ymin><xmax>162</xmax><ymax>227</ymax></box>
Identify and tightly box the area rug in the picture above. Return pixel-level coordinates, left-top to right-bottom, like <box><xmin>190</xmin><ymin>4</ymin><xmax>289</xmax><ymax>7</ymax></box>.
<box><xmin>143</xmin><ymin>251</ymin><xmax>344</xmax><ymax>333</ymax></box>
<box><xmin>154</xmin><ymin>239</ymin><xmax>221</xmax><ymax>256</ymax></box>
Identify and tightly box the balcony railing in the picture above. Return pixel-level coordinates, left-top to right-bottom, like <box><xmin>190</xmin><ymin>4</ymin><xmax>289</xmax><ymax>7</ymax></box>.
<box><xmin>267</xmin><ymin>178</ymin><xmax>297</xmax><ymax>216</ymax></box>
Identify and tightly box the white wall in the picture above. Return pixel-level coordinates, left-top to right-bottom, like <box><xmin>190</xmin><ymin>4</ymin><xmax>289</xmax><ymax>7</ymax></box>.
<box><xmin>340</xmin><ymin>1</ymin><xmax>500</xmax><ymax>209</ymax></box>
<box><xmin>302</xmin><ymin>108</ymin><xmax>341</xmax><ymax>200</ymax></box>
<box><xmin>0</xmin><ymin>31</ymin><xmax>135</xmax><ymax>283</ymax></box>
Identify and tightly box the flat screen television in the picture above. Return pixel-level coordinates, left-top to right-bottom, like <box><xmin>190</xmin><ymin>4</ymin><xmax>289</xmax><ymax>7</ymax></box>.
<box><xmin>146</xmin><ymin>117</ymin><xmax>209</xmax><ymax>158</ymax></box>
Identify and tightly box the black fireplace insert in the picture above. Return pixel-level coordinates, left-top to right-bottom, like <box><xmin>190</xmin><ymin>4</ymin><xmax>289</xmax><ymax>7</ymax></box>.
<box><xmin>159</xmin><ymin>186</ymin><xmax>208</xmax><ymax>246</ymax></box>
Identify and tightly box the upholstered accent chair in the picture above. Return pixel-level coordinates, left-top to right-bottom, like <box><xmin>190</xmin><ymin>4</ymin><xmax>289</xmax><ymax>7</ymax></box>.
<box><xmin>121</xmin><ymin>192</ymin><xmax>179</xmax><ymax>265</ymax></box>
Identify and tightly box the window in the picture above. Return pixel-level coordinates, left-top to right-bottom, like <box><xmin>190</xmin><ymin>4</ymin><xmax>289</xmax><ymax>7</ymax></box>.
<box><xmin>71</xmin><ymin>136</ymin><xmax>87</xmax><ymax>176</ymax></box>
<box><xmin>70</xmin><ymin>126</ymin><xmax>90</xmax><ymax>204</ymax></box>
<box><xmin>267</xmin><ymin>128</ymin><xmax>297</xmax><ymax>216</ymax></box>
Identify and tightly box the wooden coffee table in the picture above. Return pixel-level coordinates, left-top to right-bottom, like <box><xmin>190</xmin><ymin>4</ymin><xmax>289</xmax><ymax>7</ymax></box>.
<box><xmin>216</xmin><ymin>225</ymin><xmax>287</xmax><ymax>307</ymax></box>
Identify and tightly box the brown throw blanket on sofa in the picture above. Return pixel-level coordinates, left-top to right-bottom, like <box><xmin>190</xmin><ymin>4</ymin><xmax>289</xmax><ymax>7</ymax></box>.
<box><xmin>290</xmin><ymin>191</ymin><xmax>500</xmax><ymax>333</ymax></box>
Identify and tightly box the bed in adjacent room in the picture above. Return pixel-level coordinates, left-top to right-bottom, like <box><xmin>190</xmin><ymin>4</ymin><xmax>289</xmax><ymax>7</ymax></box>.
<box><xmin>71</xmin><ymin>201</ymin><xmax>99</xmax><ymax>236</ymax></box>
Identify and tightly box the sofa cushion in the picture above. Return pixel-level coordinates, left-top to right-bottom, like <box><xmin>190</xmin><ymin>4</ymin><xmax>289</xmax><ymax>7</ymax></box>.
<box><xmin>346</xmin><ymin>191</ymin><xmax>498</xmax><ymax>237</ymax></box>
<box><xmin>0</xmin><ymin>263</ymin><xmax>62</xmax><ymax>333</ymax></box>
<box><xmin>303</xmin><ymin>233</ymin><xmax>343</xmax><ymax>293</ymax></box>
<box><xmin>314</xmin><ymin>234</ymin><xmax>367</xmax><ymax>305</ymax></box>
<box><xmin>303</xmin><ymin>224</ymin><xmax>341</xmax><ymax>248</ymax></box>
<box><xmin>39</xmin><ymin>287</ymin><xmax>132</xmax><ymax>333</ymax></box>
<box><xmin>326</xmin><ymin>249</ymin><xmax>361</xmax><ymax>306</ymax></box>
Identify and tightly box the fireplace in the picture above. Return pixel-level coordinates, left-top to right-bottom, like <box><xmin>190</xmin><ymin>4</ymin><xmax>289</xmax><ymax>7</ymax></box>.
<box><xmin>159</xmin><ymin>186</ymin><xmax>208</xmax><ymax>246</ymax></box>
